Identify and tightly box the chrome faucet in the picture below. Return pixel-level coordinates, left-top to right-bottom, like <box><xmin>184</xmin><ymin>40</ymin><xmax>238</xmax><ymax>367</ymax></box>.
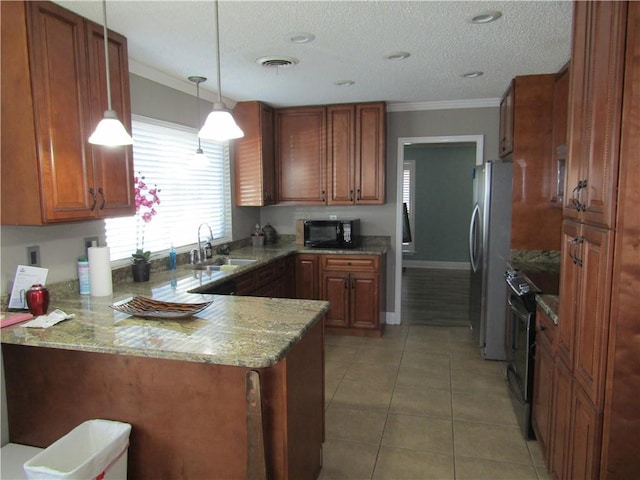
<box><xmin>197</xmin><ymin>223</ymin><xmax>214</xmax><ymax>263</ymax></box>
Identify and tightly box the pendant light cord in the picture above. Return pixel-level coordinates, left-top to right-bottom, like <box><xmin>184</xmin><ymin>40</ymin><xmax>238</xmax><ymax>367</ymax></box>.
<box><xmin>214</xmin><ymin>0</ymin><xmax>223</xmax><ymax>104</ymax></box>
<box><xmin>101</xmin><ymin>0</ymin><xmax>113</xmax><ymax>111</ymax></box>
<box><xmin>196</xmin><ymin>81</ymin><xmax>203</xmax><ymax>149</ymax></box>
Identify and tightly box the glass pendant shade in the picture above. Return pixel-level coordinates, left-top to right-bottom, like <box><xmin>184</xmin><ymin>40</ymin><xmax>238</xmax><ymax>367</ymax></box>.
<box><xmin>199</xmin><ymin>103</ymin><xmax>244</xmax><ymax>141</ymax></box>
<box><xmin>88</xmin><ymin>0</ymin><xmax>133</xmax><ymax>146</ymax></box>
<box><xmin>89</xmin><ymin>109</ymin><xmax>133</xmax><ymax>146</ymax></box>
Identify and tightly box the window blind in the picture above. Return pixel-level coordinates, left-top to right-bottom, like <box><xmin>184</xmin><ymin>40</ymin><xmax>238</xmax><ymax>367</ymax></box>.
<box><xmin>403</xmin><ymin>160</ymin><xmax>416</xmax><ymax>252</ymax></box>
<box><xmin>104</xmin><ymin>114</ymin><xmax>232</xmax><ymax>264</ymax></box>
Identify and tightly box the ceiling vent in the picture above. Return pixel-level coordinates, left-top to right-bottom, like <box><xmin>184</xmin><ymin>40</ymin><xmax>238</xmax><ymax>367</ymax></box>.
<box><xmin>256</xmin><ymin>56</ymin><xmax>299</xmax><ymax>68</ymax></box>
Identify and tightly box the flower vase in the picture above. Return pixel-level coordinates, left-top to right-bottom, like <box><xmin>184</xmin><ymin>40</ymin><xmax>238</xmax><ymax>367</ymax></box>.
<box><xmin>131</xmin><ymin>261</ymin><xmax>151</xmax><ymax>282</ymax></box>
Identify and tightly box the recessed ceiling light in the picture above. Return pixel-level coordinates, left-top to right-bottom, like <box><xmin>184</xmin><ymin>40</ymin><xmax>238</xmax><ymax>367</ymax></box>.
<box><xmin>385</xmin><ymin>52</ymin><xmax>411</xmax><ymax>61</ymax></box>
<box><xmin>286</xmin><ymin>32</ymin><xmax>315</xmax><ymax>44</ymax></box>
<box><xmin>335</xmin><ymin>80</ymin><xmax>355</xmax><ymax>87</ymax></box>
<box><xmin>256</xmin><ymin>56</ymin><xmax>299</xmax><ymax>68</ymax></box>
<box><xmin>470</xmin><ymin>11</ymin><xmax>502</xmax><ymax>24</ymax></box>
<box><xmin>462</xmin><ymin>71</ymin><xmax>484</xmax><ymax>78</ymax></box>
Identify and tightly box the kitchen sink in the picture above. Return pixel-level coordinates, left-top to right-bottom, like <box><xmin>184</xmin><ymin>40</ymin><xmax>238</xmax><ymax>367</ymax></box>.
<box><xmin>191</xmin><ymin>258</ymin><xmax>257</xmax><ymax>272</ymax></box>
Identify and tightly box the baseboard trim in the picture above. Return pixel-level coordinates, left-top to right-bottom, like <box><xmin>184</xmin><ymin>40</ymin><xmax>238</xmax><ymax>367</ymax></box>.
<box><xmin>383</xmin><ymin>312</ymin><xmax>399</xmax><ymax>325</ymax></box>
<box><xmin>402</xmin><ymin>260</ymin><xmax>470</xmax><ymax>270</ymax></box>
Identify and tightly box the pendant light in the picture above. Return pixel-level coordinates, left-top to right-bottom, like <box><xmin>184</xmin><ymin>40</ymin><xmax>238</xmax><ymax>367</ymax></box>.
<box><xmin>88</xmin><ymin>0</ymin><xmax>133</xmax><ymax>146</ymax></box>
<box><xmin>198</xmin><ymin>0</ymin><xmax>244</xmax><ymax>142</ymax></box>
<box><xmin>188</xmin><ymin>76</ymin><xmax>209</xmax><ymax>164</ymax></box>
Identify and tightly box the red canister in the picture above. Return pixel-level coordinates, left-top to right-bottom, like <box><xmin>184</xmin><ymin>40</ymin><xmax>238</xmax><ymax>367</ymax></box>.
<box><xmin>25</xmin><ymin>284</ymin><xmax>49</xmax><ymax>316</ymax></box>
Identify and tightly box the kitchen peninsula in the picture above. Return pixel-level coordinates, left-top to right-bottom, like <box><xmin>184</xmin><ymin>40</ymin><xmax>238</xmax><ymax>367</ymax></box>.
<box><xmin>1</xmin><ymin>257</ymin><xmax>329</xmax><ymax>479</ymax></box>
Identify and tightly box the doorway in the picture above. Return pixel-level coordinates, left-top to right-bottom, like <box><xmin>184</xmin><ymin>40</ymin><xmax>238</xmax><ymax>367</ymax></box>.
<box><xmin>394</xmin><ymin>135</ymin><xmax>484</xmax><ymax>325</ymax></box>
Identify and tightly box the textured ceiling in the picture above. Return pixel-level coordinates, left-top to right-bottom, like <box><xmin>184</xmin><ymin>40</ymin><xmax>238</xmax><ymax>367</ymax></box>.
<box><xmin>55</xmin><ymin>1</ymin><xmax>573</xmax><ymax>109</ymax></box>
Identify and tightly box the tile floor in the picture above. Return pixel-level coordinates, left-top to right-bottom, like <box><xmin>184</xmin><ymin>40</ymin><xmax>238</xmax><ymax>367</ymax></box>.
<box><xmin>319</xmin><ymin>268</ymin><xmax>551</xmax><ymax>480</ymax></box>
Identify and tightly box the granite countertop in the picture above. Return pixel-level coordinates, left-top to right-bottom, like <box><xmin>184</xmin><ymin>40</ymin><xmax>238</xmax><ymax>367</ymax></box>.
<box><xmin>536</xmin><ymin>294</ymin><xmax>559</xmax><ymax>325</ymax></box>
<box><xmin>1</xmin><ymin>242</ymin><xmax>363</xmax><ymax>368</ymax></box>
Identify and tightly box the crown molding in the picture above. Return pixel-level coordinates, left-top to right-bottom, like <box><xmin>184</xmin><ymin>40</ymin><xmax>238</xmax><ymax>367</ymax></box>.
<box><xmin>128</xmin><ymin>58</ymin><xmax>236</xmax><ymax>106</ymax></box>
<box><xmin>386</xmin><ymin>98</ymin><xmax>501</xmax><ymax>112</ymax></box>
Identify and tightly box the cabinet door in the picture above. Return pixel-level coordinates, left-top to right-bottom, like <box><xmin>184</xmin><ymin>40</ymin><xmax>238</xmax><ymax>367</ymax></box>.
<box><xmin>321</xmin><ymin>271</ymin><xmax>350</xmax><ymax>328</ymax></box>
<box><xmin>86</xmin><ymin>20</ymin><xmax>134</xmax><ymax>218</ymax></box>
<box><xmin>550</xmin><ymin>64</ymin><xmax>569</xmax><ymax>206</ymax></box>
<box><xmin>573</xmin><ymin>225</ymin><xmax>613</xmax><ymax>407</ymax></box>
<box><xmin>532</xmin><ymin>335</ymin><xmax>553</xmax><ymax>463</ymax></box>
<box><xmin>558</xmin><ymin>220</ymin><xmax>580</xmax><ymax>369</ymax></box>
<box><xmin>295</xmin><ymin>254</ymin><xmax>319</xmax><ymax>300</ymax></box>
<box><xmin>27</xmin><ymin>1</ymin><xmax>95</xmax><ymax>222</ymax></box>
<box><xmin>499</xmin><ymin>80</ymin><xmax>514</xmax><ymax>158</ymax></box>
<box><xmin>276</xmin><ymin>107</ymin><xmax>326</xmax><ymax>204</ymax></box>
<box><xmin>550</xmin><ymin>357</ymin><xmax>572</xmax><ymax>480</ymax></box>
<box><xmin>350</xmin><ymin>272</ymin><xmax>379</xmax><ymax>330</ymax></box>
<box><xmin>327</xmin><ymin>104</ymin><xmax>355</xmax><ymax>204</ymax></box>
<box><xmin>568</xmin><ymin>383</ymin><xmax>601</xmax><ymax>480</ymax></box>
<box><xmin>564</xmin><ymin>1</ymin><xmax>626</xmax><ymax>227</ymax></box>
<box><xmin>233</xmin><ymin>101</ymin><xmax>275</xmax><ymax>206</ymax></box>
<box><xmin>355</xmin><ymin>102</ymin><xmax>385</xmax><ymax>204</ymax></box>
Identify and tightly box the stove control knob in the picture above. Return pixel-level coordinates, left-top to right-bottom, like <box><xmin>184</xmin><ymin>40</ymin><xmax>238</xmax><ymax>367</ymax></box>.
<box><xmin>519</xmin><ymin>283</ymin><xmax>530</xmax><ymax>294</ymax></box>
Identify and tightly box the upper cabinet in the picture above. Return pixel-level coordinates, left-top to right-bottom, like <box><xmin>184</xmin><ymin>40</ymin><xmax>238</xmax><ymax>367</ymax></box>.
<box><xmin>0</xmin><ymin>0</ymin><xmax>134</xmax><ymax>225</ymax></box>
<box><xmin>275</xmin><ymin>106</ymin><xmax>327</xmax><ymax>205</ymax></box>
<box><xmin>275</xmin><ymin>102</ymin><xmax>386</xmax><ymax>206</ymax></box>
<box><xmin>563</xmin><ymin>1</ymin><xmax>626</xmax><ymax>228</ymax></box>
<box><xmin>233</xmin><ymin>101</ymin><xmax>276</xmax><ymax>206</ymax></box>
<box><xmin>502</xmin><ymin>74</ymin><xmax>562</xmax><ymax>251</ymax></box>
<box><xmin>327</xmin><ymin>102</ymin><xmax>386</xmax><ymax>205</ymax></box>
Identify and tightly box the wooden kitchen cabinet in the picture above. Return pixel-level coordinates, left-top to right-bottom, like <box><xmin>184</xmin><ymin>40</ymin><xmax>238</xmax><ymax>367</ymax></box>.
<box><xmin>275</xmin><ymin>107</ymin><xmax>327</xmax><ymax>204</ymax></box>
<box><xmin>0</xmin><ymin>0</ymin><xmax>134</xmax><ymax>225</ymax></box>
<box><xmin>567</xmin><ymin>382</ymin><xmax>601</xmax><ymax>480</ymax></box>
<box><xmin>563</xmin><ymin>1</ymin><xmax>626</xmax><ymax>228</ymax></box>
<box><xmin>505</xmin><ymin>74</ymin><xmax>561</xmax><ymax>252</ymax></box>
<box><xmin>550</xmin><ymin>356</ymin><xmax>572</xmax><ymax>479</ymax></box>
<box><xmin>319</xmin><ymin>254</ymin><xmax>384</xmax><ymax>336</ymax></box>
<box><xmin>550</xmin><ymin>63</ymin><xmax>569</xmax><ymax>206</ymax></box>
<box><xmin>559</xmin><ymin>220</ymin><xmax>613</xmax><ymax>407</ymax></box>
<box><xmin>233</xmin><ymin>101</ymin><xmax>276</xmax><ymax>206</ymax></box>
<box><xmin>498</xmin><ymin>80</ymin><xmax>515</xmax><ymax>158</ymax></box>
<box><xmin>531</xmin><ymin>306</ymin><xmax>555</xmax><ymax>464</ymax></box>
<box><xmin>327</xmin><ymin>102</ymin><xmax>386</xmax><ymax>205</ymax></box>
<box><xmin>295</xmin><ymin>254</ymin><xmax>320</xmax><ymax>300</ymax></box>
<box><xmin>235</xmin><ymin>257</ymin><xmax>294</xmax><ymax>298</ymax></box>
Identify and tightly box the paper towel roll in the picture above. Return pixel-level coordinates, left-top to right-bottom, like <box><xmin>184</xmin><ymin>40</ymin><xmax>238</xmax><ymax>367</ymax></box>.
<box><xmin>88</xmin><ymin>246</ymin><xmax>113</xmax><ymax>296</ymax></box>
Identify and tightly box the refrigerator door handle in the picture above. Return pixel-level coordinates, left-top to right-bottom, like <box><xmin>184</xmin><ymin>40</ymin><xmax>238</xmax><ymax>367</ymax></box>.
<box><xmin>469</xmin><ymin>203</ymin><xmax>480</xmax><ymax>272</ymax></box>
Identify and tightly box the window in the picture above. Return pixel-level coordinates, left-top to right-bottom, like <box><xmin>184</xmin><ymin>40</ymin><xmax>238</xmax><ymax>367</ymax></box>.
<box><xmin>402</xmin><ymin>160</ymin><xmax>416</xmax><ymax>253</ymax></box>
<box><xmin>104</xmin><ymin>114</ymin><xmax>232</xmax><ymax>264</ymax></box>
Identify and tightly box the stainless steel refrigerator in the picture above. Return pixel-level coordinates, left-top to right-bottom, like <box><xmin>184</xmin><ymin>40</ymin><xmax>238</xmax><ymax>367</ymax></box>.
<box><xmin>468</xmin><ymin>161</ymin><xmax>513</xmax><ymax>360</ymax></box>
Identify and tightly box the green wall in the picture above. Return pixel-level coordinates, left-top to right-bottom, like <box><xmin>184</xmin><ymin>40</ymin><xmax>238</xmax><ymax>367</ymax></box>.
<box><xmin>404</xmin><ymin>144</ymin><xmax>476</xmax><ymax>263</ymax></box>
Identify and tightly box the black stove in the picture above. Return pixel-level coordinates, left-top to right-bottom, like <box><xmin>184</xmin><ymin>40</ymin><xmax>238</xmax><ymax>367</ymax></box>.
<box><xmin>504</xmin><ymin>266</ymin><xmax>559</xmax><ymax>440</ymax></box>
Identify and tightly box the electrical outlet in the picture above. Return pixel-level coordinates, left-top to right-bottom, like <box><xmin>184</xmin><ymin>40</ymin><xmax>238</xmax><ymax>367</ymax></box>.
<box><xmin>329</xmin><ymin>214</ymin><xmax>337</xmax><ymax>220</ymax></box>
<box><xmin>84</xmin><ymin>236</ymin><xmax>99</xmax><ymax>257</ymax></box>
<box><xmin>27</xmin><ymin>246</ymin><xmax>40</xmax><ymax>267</ymax></box>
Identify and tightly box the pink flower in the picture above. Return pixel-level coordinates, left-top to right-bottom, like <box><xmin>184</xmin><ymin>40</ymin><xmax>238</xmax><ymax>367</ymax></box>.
<box><xmin>134</xmin><ymin>172</ymin><xmax>161</xmax><ymax>253</ymax></box>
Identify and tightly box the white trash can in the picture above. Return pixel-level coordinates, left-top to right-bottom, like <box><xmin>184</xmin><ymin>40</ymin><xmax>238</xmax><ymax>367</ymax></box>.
<box><xmin>23</xmin><ymin>419</ymin><xmax>131</xmax><ymax>480</ymax></box>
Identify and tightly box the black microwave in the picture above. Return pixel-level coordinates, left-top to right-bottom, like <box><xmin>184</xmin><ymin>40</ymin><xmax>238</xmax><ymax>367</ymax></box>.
<box><xmin>304</xmin><ymin>219</ymin><xmax>360</xmax><ymax>248</ymax></box>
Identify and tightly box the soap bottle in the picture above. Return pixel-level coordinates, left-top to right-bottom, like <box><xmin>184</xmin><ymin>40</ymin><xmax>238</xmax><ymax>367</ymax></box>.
<box><xmin>78</xmin><ymin>257</ymin><xmax>90</xmax><ymax>295</ymax></box>
<box><xmin>169</xmin><ymin>244</ymin><xmax>177</xmax><ymax>270</ymax></box>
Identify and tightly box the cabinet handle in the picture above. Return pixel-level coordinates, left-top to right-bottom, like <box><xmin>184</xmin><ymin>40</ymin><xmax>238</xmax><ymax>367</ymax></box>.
<box><xmin>97</xmin><ymin>187</ymin><xmax>106</xmax><ymax>210</ymax></box>
<box><xmin>322</xmin><ymin>190</ymin><xmax>326</xmax><ymax>203</ymax></box>
<box><xmin>356</xmin><ymin>188</ymin><xmax>361</xmax><ymax>201</ymax></box>
<box><xmin>88</xmin><ymin>188</ymin><xmax>97</xmax><ymax>211</ymax></box>
<box><xmin>344</xmin><ymin>279</ymin><xmax>348</xmax><ymax>289</ymax></box>
<box><xmin>351</xmin><ymin>279</ymin><xmax>355</xmax><ymax>289</ymax></box>
<box><xmin>350</xmin><ymin>189</ymin><xmax>354</xmax><ymax>202</ymax></box>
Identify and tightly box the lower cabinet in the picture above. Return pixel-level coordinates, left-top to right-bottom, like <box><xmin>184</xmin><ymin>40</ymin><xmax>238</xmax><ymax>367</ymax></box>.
<box><xmin>235</xmin><ymin>257</ymin><xmax>294</xmax><ymax>298</ymax></box>
<box><xmin>319</xmin><ymin>254</ymin><xmax>384</xmax><ymax>337</ymax></box>
<box><xmin>295</xmin><ymin>254</ymin><xmax>320</xmax><ymax>300</ymax></box>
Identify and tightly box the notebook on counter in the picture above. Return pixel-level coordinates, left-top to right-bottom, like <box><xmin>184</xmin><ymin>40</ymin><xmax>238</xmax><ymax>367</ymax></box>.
<box><xmin>0</xmin><ymin>311</ymin><xmax>33</xmax><ymax>328</ymax></box>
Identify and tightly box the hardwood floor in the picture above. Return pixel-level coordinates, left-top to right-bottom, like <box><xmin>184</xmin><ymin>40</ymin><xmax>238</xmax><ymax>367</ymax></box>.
<box><xmin>402</xmin><ymin>267</ymin><xmax>471</xmax><ymax>326</ymax></box>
